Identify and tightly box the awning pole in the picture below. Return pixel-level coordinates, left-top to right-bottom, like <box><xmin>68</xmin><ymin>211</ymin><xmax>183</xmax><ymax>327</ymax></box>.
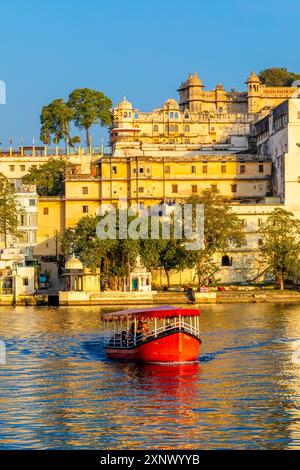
<box><xmin>134</xmin><ymin>316</ymin><xmax>136</xmax><ymax>345</ymax></box>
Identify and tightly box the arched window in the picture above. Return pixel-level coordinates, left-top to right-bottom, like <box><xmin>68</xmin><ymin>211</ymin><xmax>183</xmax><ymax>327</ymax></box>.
<box><xmin>221</xmin><ymin>255</ymin><xmax>232</xmax><ymax>267</ymax></box>
<box><xmin>128</xmin><ymin>112</ymin><xmax>131</xmax><ymax>118</ymax></box>
<box><xmin>185</xmin><ymin>125</ymin><xmax>190</xmax><ymax>132</ymax></box>
<box><xmin>153</xmin><ymin>124</ymin><xmax>158</xmax><ymax>132</ymax></box>
<box><xmin>169</xmin><ymin>112</ymin><xmax>173</xmax><ymax>118</ymax></box>
<box><xmin>175</xmin><ymin>125</ymin><xmax>178</xmax><ymax>131</ymax></box>
<box><xmin>124</xmin><ymin>111</ymin><xmax>127</xmax><ymax>118</ymax></box>
<box><xmin>174</xmin><ymin>112</ymin><xmax>178</xmax><ymax>119</ymax></box>
<box><xmin>184</xmin><ymin>113</ymin><xmax>189</xmax><ymax>120</ymax></box>
<box><xmin>218</xmin><ymin>107</ymin><xmax>223</xmax><ymax>113</ymax></box>
<box><xmin>165</xmin><ymin>124</ymin><xmax>169</xmax><ymax>131</ymax></box>
<box><xmin>134</xmin><ymin>112</ymin><xmax>139</xmax><ymax>119</ymax></box>
<box><xmin>170</xmin><ymin>124</ymin><xmax>174</xmax><ymax>131</ymax></box>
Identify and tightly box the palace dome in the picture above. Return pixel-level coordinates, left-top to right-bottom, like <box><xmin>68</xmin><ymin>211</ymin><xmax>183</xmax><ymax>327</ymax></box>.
<box><xmin>115</xmin><ymin>97</ymin><xmax>133</xmax><ymax>110</ymax></box>
<box><xmin>247</xmin><ymin>70</ymin><xmax>260</xmax><ymax>83</ymax></box>
<box><xmin>188</xmin><ymin>72</ymin><xmax>203</xmax><ymax>86</ymax></box>
<box><xmin>164</xmin><ymin>98</ymin><xmax>179</xmax><ymax>109</ymax></box>
<box><xmin>65</xmin><ymin>256</ymin><xmax>83</xmax><ymax>270</ymax></box>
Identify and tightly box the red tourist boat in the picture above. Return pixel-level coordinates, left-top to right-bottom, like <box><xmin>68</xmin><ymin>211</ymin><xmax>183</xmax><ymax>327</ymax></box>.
<box><xmin>102</xmin><ymin>306</ymin><xmax>202</xmax><ymax>363</ymax></box>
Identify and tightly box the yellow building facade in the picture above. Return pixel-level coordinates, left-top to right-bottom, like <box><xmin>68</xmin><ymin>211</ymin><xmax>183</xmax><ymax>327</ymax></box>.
<box><xmin>2</xmin><ymin>70</ymin><xmax>298</xmax><ymax>286</ymax></box>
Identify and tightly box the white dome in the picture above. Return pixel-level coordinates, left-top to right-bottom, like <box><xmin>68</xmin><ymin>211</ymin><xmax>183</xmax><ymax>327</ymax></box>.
<box><xmin>116</xmin><ymin>97</ymin><xmax>133</xmax><ymax>110</ymax></box>
<box><xmin>65</xmin><ymin>256</ymin><xmax>83</xmax><ymax>270</ymax></box>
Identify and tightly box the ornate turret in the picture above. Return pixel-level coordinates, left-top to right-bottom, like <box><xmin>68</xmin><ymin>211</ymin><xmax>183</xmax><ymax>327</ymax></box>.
<box><xmin>246</xmin><ymin>71</ymin><xmax>262</xmax><ymax>113</ymax></box>
<box><xmin>246</xmin><ymin>70</ymin><xmax>261</xmax><ymax>85</ymax></box>
<box><xmin>178</xmin><ymin>72</ymin><xmax>204</xmax><ymax>112</ymax></box>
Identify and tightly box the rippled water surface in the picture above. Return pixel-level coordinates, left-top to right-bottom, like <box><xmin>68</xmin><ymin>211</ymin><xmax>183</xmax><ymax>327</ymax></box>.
<box><xmin>1</xmin><ymin>303</ymin><xmax>300</xmax><ymax>449</ymax></box>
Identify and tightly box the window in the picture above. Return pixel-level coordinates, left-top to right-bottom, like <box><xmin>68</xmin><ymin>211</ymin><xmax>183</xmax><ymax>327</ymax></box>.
<box><xmin>191</xmin><ymin>185</ymin><xmax>197</xmax><ymax>193</ymax></box>
<box><xmin>169</xmin><ymin>112</ymin><xmax>173</xmax><ymax>118</ymax></box>
<box><xmin>258</xmin><ymin>218</ymin><xmax>262</xmax><ymax>227</ymax></box>
<box><xmin>165</xmin><ymin>166</ymin><xmax>170</xmax><ymax>173</ymax></box>
<box><xmin>165</xmin><ymin>125</ymin><xmax>169</xmax><ymax>131</ymax></box>
<box><xmin>20</xmin><ymin>165</ymin><xmax>26</xmax><ymax>172</ymax></box>
<box><xmin>221</xmin><ymin>255</ymin><xmax>232</xmax><ymax>267</ymax></box>
<box><xmin>29</xmin><ymin>214</ymin><xmax>37</xmax><ymax>226</ymax></box>
<box><xmin>43</xmin><ymin>207</ymin><xmax>49</xmax><ymax>215</ymax></box>
<box><xmin>185</xmin><ymin>125</ymin><xmax>190</xmax><ymax>132</ymax></box>
<box><xmin>139</xmin><ymin>167</ymin><xmax>144</xmax><ymax>174</ymax></box>
<box><xmin>202</xmin><ymin>165</ymin><xmax>208</xmax><ymax>174</ymax></box>
<box><xmin>191</xmin><ymin>165</ymin><xmax>196</xmax><ymax>174</ymax></box>
<box><xmin>170</xmin><ymin>125</ymin><xmax>174</xmax><ymax>132</ymax></box>
<box><xmin>259</xmin><ymin>164</ymin><xmax>264</xmax><ymax>173</ymax></box>
<box><xmin>240</xmin><ymin>164</ymin><xmax>245</xmax><ymax>174</ymax></box>
<box><xmin>211</xmin><ymin>184</ymin><xmax>218</xmax><ymax>192</ymax></box>
<box><xmin>153</xmin><ymin>125</ymin><xmax>158</xmax><ymax>132</ymax></box>
<box><xmin>184</xmin><ymin>113</ymin><xmax>189</xmax><ymax>119</ymax></box>
<box><xmin>174</xmin><ymin>112</ymin><xmax>178</xmax><ymax>119</ymax></box>
<box><xmin>218</xmin><ymin>107</ymin><xmax>223</xmax><ymax>113</ymax></box>
<box><xmin>172</xmin><ymin>184</ymin><xmax>178</xmax><ymax>193</ymax></box>
<box><xmin>221</xmin><ymin>164</ymin><xmax>226</xmax><ymax>173</ymax></box>
<box><xmin>9</xmin><ymin>165</ymin><xmax>15</xmax><ymax>171</ymax></box>
<box><xmin>20</xmin><ymin>214</ymin><xmax>26</xmax><ymax>225</ymax></box>
<box><xmin>138</xmin><ymin>187</ymin><xmax>144</xmax><ymax>193</ymax></box>
<box><xmin>112</xmin><ymin>166</ymin><xmax>117</xmax><ymax>174</ymax></box>
<box><xmin>82</xmin><ymin>186</ymin><xmax>88</xmax><ymax>194</ymax></box>
<box><xmin>185</xmin><ymin>139</ymin><xmax>190</xmax><ymax>144</ymax></box>
<box><xmin>231</xmin><ymin>184</ymin><xmax>237</xmax><ymax>193</ymax></box>
<box><xmin>83</xmin><ymin>205</ymin><xmax>89</xmax><ymax>213</ymax></box>
<box><xmin>23</xmin><ymin>278</ymin><xmax>29</xmax><ymax>286</ymax></box>
<box><xmin>134</xmin><ymin>112</ymin><xmax>139</xmax><ymax>119</ymax></box>
<box><xmin>29</xmin><ymin>199</ymin><xmax>36</xmax><ymax>206</ymax></box>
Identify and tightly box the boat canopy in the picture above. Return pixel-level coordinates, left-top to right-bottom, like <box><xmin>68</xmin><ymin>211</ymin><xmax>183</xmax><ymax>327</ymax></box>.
<box><xmin>102</xmin><ymin>306</ymin><xmax>200</xmax><ymax>321</ymax></box>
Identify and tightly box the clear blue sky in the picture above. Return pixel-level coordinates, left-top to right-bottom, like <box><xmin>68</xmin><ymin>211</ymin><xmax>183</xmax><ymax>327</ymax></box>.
<box><xmin>0</xmin><ymin>0</ymin><xmax>299</xmax><ymax>146</ymax></box>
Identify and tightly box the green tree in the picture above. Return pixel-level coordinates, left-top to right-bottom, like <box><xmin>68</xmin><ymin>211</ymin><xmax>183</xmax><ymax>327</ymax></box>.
<box><xmin>68</xmin><ymin>88</ymin><xmax>112</xmax><ymax>147</ymax></box>
<box><xmin>140</xmin><ymin>219</ymin><xmax>191</xmax><ymax>289</ymax></box>
<box><xmin>61</xmin><ymin>211</ymin><xmax>139</xmax><ymax>290</ymax></box>
<box><xmin>22</xmin><ymin>158</ymin><xmax>66</xmax><ymax>196</ymax></box>
<box><xmin>185</xmin><ymin>190</ymin><xmax>245</xmax><ymax>290</ymax></box>
<box><xmin>259</xmin><ymin>208</ymin><xmax>300</xmax><ymax>290</ymax></box>
<box><xmin>258</xmin><ymin>67</ymin><xmax>300</xmax><ymax>87</ymax></box>
<box><xmin>40</xmin><ymin>99</ymin><xmax>76</xmax><ymax>146</ymax></box>
<box><xmin>0</xmin><ymin>173</ymin><xmax>20</xmax><ymax>248</ymax></box>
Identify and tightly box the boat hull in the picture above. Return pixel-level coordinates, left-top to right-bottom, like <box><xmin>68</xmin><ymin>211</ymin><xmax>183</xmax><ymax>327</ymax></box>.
<box><xmin>105</xmin><ymin>331</ymin><xmax>201</xmax><ymax>363</ymax></box>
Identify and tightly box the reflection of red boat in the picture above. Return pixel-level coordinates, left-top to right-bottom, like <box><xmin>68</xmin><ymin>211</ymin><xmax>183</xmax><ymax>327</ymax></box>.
<box><xmin>102</xmin><ymin>306</ymin><xmax>201</xmax><ymax>363</ymax></box>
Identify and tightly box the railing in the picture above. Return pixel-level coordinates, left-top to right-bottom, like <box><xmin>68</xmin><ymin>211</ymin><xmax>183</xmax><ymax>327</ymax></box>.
<box><xmin>104</xmin><ymin>317</ymin><xmax>201</xmax><ymax>348</ymax></box>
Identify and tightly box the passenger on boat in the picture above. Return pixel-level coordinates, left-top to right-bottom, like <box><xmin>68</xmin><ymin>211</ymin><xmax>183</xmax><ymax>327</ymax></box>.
<box><xmin>121</xmin><ymin>330</ymin><xmax>128</xmax><ymax>346</ymax></box>
<box><xmin>130</xmin><ymin>321</ymin><xmax>135</xmax><ymax>336</ymax></box>
<box><xmin>136</xmin><ymin>320</ymin><xmax>144</xmax><ymax>341</ymax></box>
<box><xmin>142</xmin><ymin>321</ymin><xmax>150</xmax><ymax>335</ymax></box>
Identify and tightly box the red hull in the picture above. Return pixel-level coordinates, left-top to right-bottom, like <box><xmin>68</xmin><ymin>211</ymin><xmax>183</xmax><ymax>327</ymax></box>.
<box><xmin>105</xmin><ymin>331</ymin><xmax>201</xmax><ymax>363</ymax></box>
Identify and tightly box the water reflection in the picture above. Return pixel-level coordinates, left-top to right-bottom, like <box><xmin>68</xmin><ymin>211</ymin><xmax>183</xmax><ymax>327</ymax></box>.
<box><xmin>0</xmin><ymin>304</ymin><xmax>300</xmax><ymax>448</ymax></box>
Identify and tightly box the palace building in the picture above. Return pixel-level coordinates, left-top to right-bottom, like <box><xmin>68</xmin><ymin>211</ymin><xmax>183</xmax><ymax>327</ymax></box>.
<box><xmin>1</xmin><ymin>70</ymin><xmax>300</xmax><ymax>286</ymax></box>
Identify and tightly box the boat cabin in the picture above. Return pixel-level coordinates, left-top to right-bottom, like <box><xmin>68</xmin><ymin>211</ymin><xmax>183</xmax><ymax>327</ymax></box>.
<box><xmin>102</xmin><ymin>306</ymin><xmax>201</xmax><ymax>349</ymax></box>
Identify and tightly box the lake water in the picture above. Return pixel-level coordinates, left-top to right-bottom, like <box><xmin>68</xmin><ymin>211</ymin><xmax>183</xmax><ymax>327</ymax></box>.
<box><xmin>0</xmin><ymin>303</ymin><xmax>300</xmax><ymax>449</ymax></box>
